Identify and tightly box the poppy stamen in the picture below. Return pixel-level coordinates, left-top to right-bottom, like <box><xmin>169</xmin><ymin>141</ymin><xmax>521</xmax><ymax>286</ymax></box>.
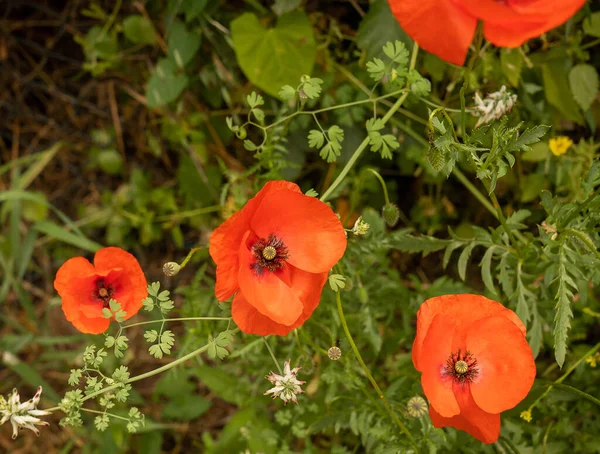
<box><xmin>445</xmin><ymin>349</ymin><xmax>479</xmax><ymax>384</ymax></box>
<box><xmin>252</xmin><ymin>234</ymin><xmax>289</xmax><ymax>274</ymax></box>
<box><xmin>94</xmin><ymin>279</ymin><xmax>114</xmax><ymax>308</ymax></box>
<box><xmin>262</xmin><ymin>246</ymin><xmax>277</xmax><ymax>261</ymax></box>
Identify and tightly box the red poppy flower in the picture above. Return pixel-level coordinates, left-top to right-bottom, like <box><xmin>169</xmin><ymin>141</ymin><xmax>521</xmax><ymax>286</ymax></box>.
<box><xmin>54</xmin><ymin>247</ymin><xmax>148</xmax><ymax>334</ymax></box>
<box><xmin>209</xmin><ymin>181</ymin><xmax>347</xmax><ymax>336</ymax></box>
<box><xmin>412</xmin><ymin>294</ymin><xmax>536</xmax><ymax>443</ymax></box>
<box><xmin>388</xmin><ymin>0</ymin><xmax>586</xmax><ymax>65</ymax></box>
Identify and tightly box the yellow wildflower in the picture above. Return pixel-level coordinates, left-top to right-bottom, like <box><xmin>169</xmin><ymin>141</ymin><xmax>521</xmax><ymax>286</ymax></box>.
<box><xmin>585</xmin><ymin>353</ymin><xmax>599</xmax><ymax>368</ymax></box>
<box><xmin>520</xmin><ymin>410</ymin><xmax>532</xmax><ymax>423</ymax></box>
<box><xmin>549</xmin><ymin>136</ymin><xmax>573</xmax><ymax>156</ymax></box>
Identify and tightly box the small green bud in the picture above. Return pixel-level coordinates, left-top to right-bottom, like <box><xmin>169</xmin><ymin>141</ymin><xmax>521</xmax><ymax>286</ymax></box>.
<box><xmin>382</xmin><ymin>203</ymin><xmax>400</xmax><ymax>227</ymax></box>
<box><xmin>162</xmin><ymin>262</ymin><xmax>181</xmax><ymax>277</ymax></box>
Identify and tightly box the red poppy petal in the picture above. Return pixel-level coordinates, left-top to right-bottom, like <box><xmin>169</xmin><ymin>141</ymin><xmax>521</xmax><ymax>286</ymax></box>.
<box><xmin>238</xmin><ymin>231</ymin><xmax>304</xmax><ymax>326</ymax></box>
<box><xmin>429</xmin><ymin>387</ymin><xmax>500</xmax><ymax>444</ymax></box>
<box><xmin>60</xmin><ymin>293</ymin><xmax>110</xmax><ymax>334</ymax></box>
<box><xmin>387</xmin><ymin>0</ymin><xmax>477</xmax><ymax>66</ymax></box>
<box><xmin>232</xmin><ymin>292</ymin><xmax>295</xmax><ymax>336</ymax></box>
<box><xmin>94</xmin><ymin>247</ymin><xmax>147</xmax><ymax>312</ymax></box>
<box><xmin>250</xmin><ymin>190</ymin><xmax>346</xmax><ymax>273</ymax></box>
<box><xmin>467</xmin><ymin>315</ymin><xmax>536</xmax><ymax>414</ymax></box>
<box><xmin>420</xmin><ymin>315</ymin><xmax>460</xmax><ymax>418</ymax></box>
<box><xmin>412</xmin><ymin>294</ymin><xmax>525</xmax><ymax>370</ymax></box>
<box><xmin>281</xmin><ymin>265</ymin><xmax>329</xmax><ymax>326</ymax></box>
<box><xmin>54</xmin><ymin>257</ymin><xmax>96</xmax><ymax>296</ymax></box>
<box><xmin>457</xmin><ymin>0</ymin><xmax>585</xmax><ymax>48</ymax></box>
<box><xmin>210</xmin><ymin>181</ymin><xmax>301</xmax><ymax>301</ymax></box>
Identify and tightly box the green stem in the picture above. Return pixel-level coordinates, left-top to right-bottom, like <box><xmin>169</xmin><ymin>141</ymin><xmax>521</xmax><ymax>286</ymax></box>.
<box><xmin>45</xmin><ymin>328</ymin><xmax>240</xmax><ymax>413</ymax></box>
<box><xmin>526</xmin><ymin>342</ymin><xmax>600</xmax><ymax>414</ymax></box>
<box><xmin>487</xmin><ymin>187</ymin><xmax>519</xmax><ymax>245</ymax></box>
<box><xmin>320</xmin><ymin>43</ymin><xmax>420</xmax><ymax>203</ymax></box>
<box><xmin>551</xmin><ymin>383</ymin><xmax>600</xmax><ymax>407</ymax></box>
<box><xmin>563</xmin><ymin>228</ymin><xmax>600</xmax><ymax>260</ymax></box>
<box><xmin>335</xmin><ymin>291</ymin><xmax>418</xmax><ymax>450</ymax></box>
<box><xmin>81</xmin><ymin>407</ymin><xmax>130</xmax><ymax>422</ymax></box>
<box><xmin>459</xmin><ymin>22</ymin><xmax>483</xmax><ymax>139</ymax></box>
<box><xmin>121</xmin><ymin>317</ymin><xmax>231</xmax><ymax>330</ymax></box>
<box><xmin>180</xmin><ymin>247</ymin><xmax>201</xmax><ymax>269</ymax></box>
<box><xmin>451</xmin><ymin>167</ymin><xmax>497</xmax><ymax>217</ymax></box>
<box><xmin>156</xmin><ymin>206</ymin><xmax>220</xmax><ymax>221</ymax></box>
<box><xmin>262</xmin><ymin>337</ymin><xmax>283</xmax><ymax>375</ymax></box>
<box><xmin>264</xmin><ymin>89</ymin><xmax>408</xmax><ymax>131</ymax></box>
<box><xmin>367</xmin><ymin>169</ymin><xmax>391</xmax><ymax>205</ymax></box>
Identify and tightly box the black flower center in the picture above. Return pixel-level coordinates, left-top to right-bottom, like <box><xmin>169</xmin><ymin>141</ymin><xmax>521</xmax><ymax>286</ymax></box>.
<box><xmin>94</xmin><ymin>279</ymin><xmax>114</xmax><ymax>308</ymax></box>
<box><xmin>251</xmin><ymin>234</ymin><xmax>289</xmax><ymax>274</ymax></box>
<box><xmin>445</xmin><ymin>349</ymin><xmax>479</xmax><ymax>384</ymax></box>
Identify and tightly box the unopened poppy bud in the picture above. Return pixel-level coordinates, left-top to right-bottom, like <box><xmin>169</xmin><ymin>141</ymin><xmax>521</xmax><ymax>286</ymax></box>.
<box><xmin>162</xmin><ymin>262</ymin><xmax>181</xmax><ymax>277</ymax></box>
<box><xmin>327</xmin><ymin>346</ymin><xmax>342</xmax><ymax>361</ymax></box>
<box><xmin>406</xmin><ymin>396</ymin><xmax>428</xmax><ymax>418</ymax></box>
<box><xmin>382</xmin><ymin>203</ymin><xmax>400</xmax><ymax>227</ymax></box>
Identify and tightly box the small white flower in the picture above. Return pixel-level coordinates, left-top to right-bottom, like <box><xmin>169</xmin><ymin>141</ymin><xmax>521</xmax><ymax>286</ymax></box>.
<box><xmin>352</xmin><ymin>217</ymin><xmax>370</xmax><ymax>235</ymax></box>
<box><xmin>472</xmin><ymin>85</ymin><xmax>517</xmax><ymax>128</ymax></box>
<box><xmin>264</xmin><ymin>360</ymin><xmax>306</xmax><ymax>405</ymax></box>
<box><xmin>0</xmin><ymin>387</ymin><xmax>50</xmax><ymax>439</ymax></box>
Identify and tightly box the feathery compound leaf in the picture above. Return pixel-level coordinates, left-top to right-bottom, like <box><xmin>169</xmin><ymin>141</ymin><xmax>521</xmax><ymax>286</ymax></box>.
<box><xmin>385</xmin><ymin>229</ymin><xmax>451</xmax><ymax>256</ymax></box>
<box><xmin>553</xmin><ymin>243</ymin><xmax>576</xmax><ymax>367</ymax></box>
<box><xmin>511</xmin><ymin>125</ymin><xmax>550</xmax><ymax>152</ymax></box>
<box><xmin>480</xmin><ymin>246</ymin><xmax>499</xmax><ymax>295</ymax></box>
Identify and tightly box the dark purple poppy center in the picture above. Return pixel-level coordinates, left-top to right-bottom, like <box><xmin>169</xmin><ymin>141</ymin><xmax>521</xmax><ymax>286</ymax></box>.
<box><xmin>251</xmin><ymin>234</ymin><xmax>289</xmax><ymax>274</ymax></box>
<box><xmin>94</xmin><ymin>278</ymin><xmax>114</xmax><ymax>308</ymax></box>
<box><xmin>445</xmin><ymin>349</ymin><xmax>479</xmax><ymax>384</ymax></box>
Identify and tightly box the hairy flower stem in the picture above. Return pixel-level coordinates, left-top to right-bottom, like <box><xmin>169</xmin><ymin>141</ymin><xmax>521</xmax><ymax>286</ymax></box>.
<box><xmin>525</xmin><ymin>341</ymin><xmax>600</xmax><ymax>415</ymax></box>
<box><xmin>367</xmin><ymin>169</ymin><xmax>391</xmax><ymax>205</ymax></box>
<box><xmin>263</xmin><ymin>337</ymin><xmax>283</xmax><ymax>374</ymax></box>
<box><xmin>121</xmin><ymin>316</ymin><xmax>231</xmax><ymax>330</ymax></box>
<box><xmin>320</xmin><ymin>43</ymin><xmax>420</xmax><ymax>203</ymax></box>
<box><xmin>459</xmin><ymin>22</ymin><xmax>484</xmax><ymax>139</ymax></box>
<box><xmin>335</xmin><ymin>291</ymin><xmax>419</xmax><ymax>451</ymax></box>
<box><xmin>563</xmin><ymin>228</ymin><xmax>600</xmax><ymax>260</ymax></box>
<box><xmin>45</xmin><ymin>328</ymin><xmax>240</xmax><ymax>413</ymax></box>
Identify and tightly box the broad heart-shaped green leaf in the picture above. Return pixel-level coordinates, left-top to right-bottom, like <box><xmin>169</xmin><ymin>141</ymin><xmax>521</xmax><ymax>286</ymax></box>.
<box><xmin>167</xmin><ymin>20</ymin><xmax>201</xmax><ymax>68</ymax></box>
<box><xmin>569</xmin><ymin>64</ymin><xmax>599</xmax><ymax>112</ymax></box>
<box><xmin>356</xmin><ymin>0</ymin><xmax>412</xmax><ymax>61</ymax></box>
<box><xmin>541</xmin><ymin>58</ymin><xmax>584</xmax><ymax>124</ymax></box>
<box><xmin>146</xmin><ymin>58</ymin><xmax>189</xmax><ymax>108</ymax></box>
<box><xmin>123</xmin><ymin>15</ymin><xmax>156</xmax><ymax>45</ymax></box>
<box><xmin>231</xmin><ymin>11</ymin><xmax>316</xmax><ymax>98</ymax></box>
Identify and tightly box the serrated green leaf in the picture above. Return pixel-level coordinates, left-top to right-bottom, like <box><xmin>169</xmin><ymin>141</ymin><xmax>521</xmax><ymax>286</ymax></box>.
<box><xmin>102</xmin><ymin>308</ymin><xmax>112</xmax><ymax>318</ymax></box>
<box><xmin>480</xmin><ymin>246</ymin><xmax>498</xmax><ymax>295</ymax></box>
<box><xmin>458</xmin><ymin>243</ymin><xmax>477</xmax><ymax>282</ymax></box>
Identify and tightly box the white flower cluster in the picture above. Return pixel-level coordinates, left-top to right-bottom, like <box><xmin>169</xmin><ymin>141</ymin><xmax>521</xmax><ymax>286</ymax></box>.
<box><xmin>264</xmin><ymin>360</ymin><xmax>305</xmax><ymax>405</ymax></box>
<box><xmin>0</xmin><ymin>387</ymin><xmax>50</xmax><ymax>439</ymax></box>
<box><xmin>472</xmin><ymin>85</ymin><xmax>517</xmax><ymax>128</ymax></box>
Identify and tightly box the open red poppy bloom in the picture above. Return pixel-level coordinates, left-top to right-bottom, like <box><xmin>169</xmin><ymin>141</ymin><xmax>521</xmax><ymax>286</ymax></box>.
<box><xmin>209</xmin><ymin>181</ymin><xmax>347</xmax><ymax>336</ymax></box>
<box><xmin>54</xmin><ymin>247</ymin><xmax>148</xmax><ymax>334</ymax></box>
<box><xmin>388</xmin><ymin>0</ymin><xmax>586</xmax><ymax>65</ymax></box>
<box><xmin>413</xmin><ymin>294</ymin><xmax>536</xmax><ymax>443</ymax></box>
